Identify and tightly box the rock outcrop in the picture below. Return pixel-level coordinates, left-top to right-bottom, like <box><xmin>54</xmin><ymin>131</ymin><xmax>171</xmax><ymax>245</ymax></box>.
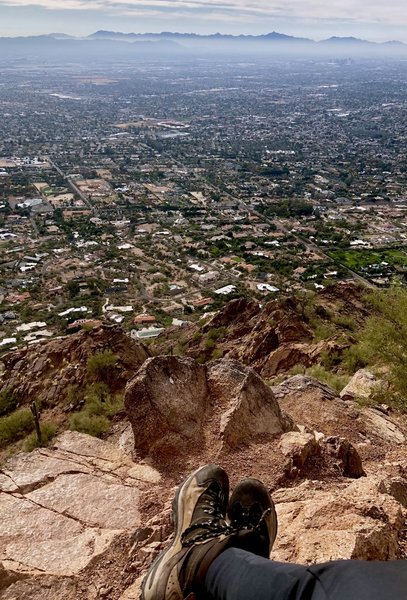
<box><xmin>340</xmin><ymin>369</ymin><xmax>383</xmax><ymax>401</ymax></box>
<box><xmin>271</xmin><ymin>475</ymin><xmax>406</xmax><ymax>564</ymax></box>
<box><xmin>0</xmin><ymin>324</ymin><xmax>149</xmax><ymax>407</ymax></box>
<box><xmin>125</xmin><ymin>356</ymin><xmax>291</xmax><ymax>463</ymax></box>
<box><xmin>152</xmin><ymin>284</ymin><xmax>367</xmax><ymax>375</ymax></box>
<box><xmin>260</xmin><ymin>339</ymin><xmax>348</xmax><ymax>378</ymax></box>
<box><xmin>0</xmin><ymin>431</ymin><xmax>161</xmax><ymax>599</ymax></box>
<box><xmin>278</xmin><ymin>430</ymin><xmax>365</xmax><ymax>480</ymax></box>
<box><xmin>272</xmin><ymin>375</ymin><xmax>407</xmax><ymax>448</ymax></box>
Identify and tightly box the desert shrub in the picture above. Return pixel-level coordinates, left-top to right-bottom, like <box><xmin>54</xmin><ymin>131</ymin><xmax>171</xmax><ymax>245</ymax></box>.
<box><xmin>206</xmin><ymin>327</ymin><xmax>226</xmax><ymax>342</ymax></box>
<box><xmin>211</xmin><ymin>348</ymin><xmax>224</xmax><ymax>360</ymax></box>
<box><xmin>0</xmin><ymin>388</ymin><xmax>18</xmax><ymax>417</ymax></box>
<box><xmin>356</xmin><ymin>284</ymin><xmax>407</xmax><ymax>409</ymax></box>
<box><xmin>331</xmin><ymin>314</ymin><xmax>356</xmax><ymax>331</ymax></box>
<box><xmin>69</xmin><ymin>384</ymin><xmax>124</xmax><ymax>438</ymax></box>
<box><xmin>84</xmin><ymin>384</ymin><xmax>124</xmax><ymax>418</ymax></box>
<box><xmin>0</xmin><ymin>409</ymin><xmax>33</xmax><ymax>448</ymax></box>
<box><xmin>174</xmin><ymin>341</ymin><xmax>186</xmax><ymax>356</ymax></box>
<box><xmin>289</xmin><ymin>364</ymin><xmax>306</xmax><ymax>376</ymax></box>
<box><xmin>64</xmin><ymin>383</ymin><xmax>82</xmax><ymax>408</ymax></box>
<box><xmin>24</xmin><ymin>422</ymin><xmax>58</xmax><ymax>452</ymax></box>
<box><xmin>305</xmin><ymin>365</ymin><xmax>349</xmax><ymax>393</ymax></box>
<box><xmin>312</xmin><ymin>322</ymin><xmax>336</xmax><ymax>341</ymax></box>
<box><xmin>87</xmin><ymin>350</ymin><xmax>118</xmax><ymax>383</ymax></box>
<box><xmin>320</xmin><ymin>350</ymin><xmax>342</xmax><ymax>370</ymax></box>
<box><xmin>204</xmin><ymin>337</ymin><xmax>216</xmax><ymax>351</ymax></box>
<box><xmin>341</xmin><ymin>345</ymin><xmax>368</xmax><ymax>374</ymax></box>
<box><xmin>69</xmin><ymin>412</ymin><xmax>110</xmax><ymax>437</ymax></box>
<box><xmin>204</xmin><ymin>326</ymin><xmax>226</xmax><ymax>352</ymax></box>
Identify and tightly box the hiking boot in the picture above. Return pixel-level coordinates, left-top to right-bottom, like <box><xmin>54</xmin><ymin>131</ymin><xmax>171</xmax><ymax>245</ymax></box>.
<box><xmin>141</xmin><ymin>464</ymin><xmax>233</xmax><ymax>600</ymax></box>
<box><xmin>227</xmin><ymin>478</ymin><xmax>278</xmax><ymax>558</ymax></box>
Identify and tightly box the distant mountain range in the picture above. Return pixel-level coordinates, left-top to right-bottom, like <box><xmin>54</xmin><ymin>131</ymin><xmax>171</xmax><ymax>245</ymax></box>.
<box><xmin>87</xmin><ymin>30</ymin><xmax>406</xmax><ymax>46</ymax></box>
<box><xmin>0</xmin><ymin>30</ymin><xmax>406</xmax><ymax>63</ymax></box>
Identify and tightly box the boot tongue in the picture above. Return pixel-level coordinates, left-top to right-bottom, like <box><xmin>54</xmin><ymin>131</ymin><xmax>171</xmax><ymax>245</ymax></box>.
<box><xmin>182</xmin><ymin>482</ymin><xmax>229</xmax><ymax>547</ymax></box>
<box><xmin>230</xmin><ymin>501</ymin><xmax>263</xmax><ymax>529</ymax></box>
<box><xmin>191</xmin><ymin>481</ymin><xmax>227</xmax><ymax>523</ymax></box>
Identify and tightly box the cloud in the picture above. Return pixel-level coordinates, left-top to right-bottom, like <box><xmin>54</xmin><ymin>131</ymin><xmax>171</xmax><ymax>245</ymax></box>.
<box><xmin>2</xmin><ymin>0</ymin><xmax>407</xmax><ymax>27</ymax></box>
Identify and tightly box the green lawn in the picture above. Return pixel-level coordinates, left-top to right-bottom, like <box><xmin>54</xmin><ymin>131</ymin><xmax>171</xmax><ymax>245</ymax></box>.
<box><xmin>328</xmin><ymin>248</ymin><xmax>407</xmax><ymax>271</ymax></box>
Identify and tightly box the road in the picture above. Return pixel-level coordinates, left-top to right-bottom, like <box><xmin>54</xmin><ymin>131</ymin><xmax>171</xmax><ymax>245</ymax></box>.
<box><xmin>49</xmin><ymin>159</ymin><xmax>97</xmax><ymax>215</ymax></box>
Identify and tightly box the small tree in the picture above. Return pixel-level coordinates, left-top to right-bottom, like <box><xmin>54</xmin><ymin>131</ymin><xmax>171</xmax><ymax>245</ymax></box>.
<box><xmin>87</xmin><ymin>350</ymin><xmax>118</xmax><ymax>384</ymax></box>
<box><xmin>358</xmin><ymin>284</ymin><xmax>407</xmax><ymax>409</ymax></box>
<box><xmin>0</xmin><ymin>388</ymin><xmax>17</xmax><ymax>416</ymax></box>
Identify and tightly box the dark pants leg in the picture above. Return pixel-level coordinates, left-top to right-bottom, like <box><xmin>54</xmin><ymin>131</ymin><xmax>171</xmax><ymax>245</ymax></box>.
<box><xmin>204</xmin><ymin>549</ymin><xmax>316</xmax><ymax>600</ymax></box>
<box><xmin>204</xmin><ymin>548</ymin><xmax>407</xmax><ymax>600</ymax></box>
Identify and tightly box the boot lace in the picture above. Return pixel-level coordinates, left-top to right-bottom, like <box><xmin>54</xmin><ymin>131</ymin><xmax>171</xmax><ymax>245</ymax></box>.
<box><xmin>230</xmin><ymin>506</ymin><xmax>272</xmax><ymax>533</ymax></box>
<box><xmin>181</xmin><ymin>488</ymin><xmax>272</xmax><ymax>547</ymax></box>
<box><xmin>181</xmin><ymin>485</ymin><xmax>231</xmax><ymax>547</ymax></box>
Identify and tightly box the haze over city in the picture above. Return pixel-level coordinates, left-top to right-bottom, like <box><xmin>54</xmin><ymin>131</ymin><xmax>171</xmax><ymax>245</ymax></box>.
<box><xmin>1</xmin><ymin>0</ymin><xmax>407</xmax><ymax>42</ymax></box>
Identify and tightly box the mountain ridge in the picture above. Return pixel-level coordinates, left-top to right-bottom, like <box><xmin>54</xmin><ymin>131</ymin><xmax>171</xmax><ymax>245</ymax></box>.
<box><xmin>0</xmin><ymin>30</ymin><xmax>405</xmax><ymax>47</ymax></box>
<box><xmin>84</xmin><ymin>30</ymin><xmax>407</xmax><ymax>46</ymax></box>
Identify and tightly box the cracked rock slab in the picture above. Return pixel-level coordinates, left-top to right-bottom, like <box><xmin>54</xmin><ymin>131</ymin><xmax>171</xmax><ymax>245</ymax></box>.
<box><xmin>1</xmin><ymin>452</ymin><xmax>92</xmax><ymax>494</ymax></box>
<box><xmin>0</xmin><ymin>575</ymin><xmax>78</xmax><ymax>600</ymax></box>
<box><xmin>26</xmin><ymin>473</ymin><xmax>140</xmax><ymax>530</ymax></box>
<box><xmin>0</xmin><ymin>431</ymin><xmax>160</xmax><ymax>583</ymax></box>
<box><xmin>0</xmin><ymin>493</ymin><xmax>118</xmax><ymax>575</ymax></box>
<box><xmin>270</xmin><ymin>476</ymin><xmax>404</xmax><ymax>564</ymax></box>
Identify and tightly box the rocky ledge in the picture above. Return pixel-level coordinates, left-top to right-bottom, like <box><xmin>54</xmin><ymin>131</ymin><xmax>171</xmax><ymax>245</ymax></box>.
<box><xmin>1</xmin><ymin>358</ymin><xmax>406</xmax><ymax>599</ymax></box>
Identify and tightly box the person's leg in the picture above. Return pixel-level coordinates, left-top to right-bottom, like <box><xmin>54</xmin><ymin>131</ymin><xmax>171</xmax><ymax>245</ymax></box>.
<box><xmin>309</xmin><ymin>559</ymin><xmax>407</xmax><ymax>600</ymax></box>
<box><xmin>205</xmin><ymin>548</ymin><xmax>317</xmax><ymax>600</ymax></box>
<box><xmin>205</xmin><ymin>552</ymin><xmax>407</xmax><ymax>600</ymax></box>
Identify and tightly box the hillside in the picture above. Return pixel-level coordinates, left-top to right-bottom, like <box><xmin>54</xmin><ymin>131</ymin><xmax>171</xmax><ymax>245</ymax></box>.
<box><xmin>150</xmin><ymin>281</ymin><xmax>369</xmax><ymax>377</ymax></box>
<box><xmin>0</xmin><ymin>284</ymin><xmax>407</xmax><ymax>599</ymax></box>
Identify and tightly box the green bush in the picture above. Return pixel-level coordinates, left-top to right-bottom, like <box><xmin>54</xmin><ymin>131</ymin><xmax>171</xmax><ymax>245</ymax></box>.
<box><xmin>204</xmin><ymin>337</ymin><xmax>216</xmax><ymax>351</ymax></box>
<box><xmin>206</xmin><ymin>327</ymin><xmax>226</xmax><ymax>342</ymax></box>
<box><xmin>312</xmin><ymin>322</ymin><xmax>336</xmax><ymax>342</ymax></box>
<box><xmin>69</xmin><ymin>412</ymin><xmax>110</xmax><ymax>437</ymax></box>
<box><xmin>69</xmin><ymin>384</ymin><xmax>124</xmax><ymax>438</ymax></box>
<box><xmin>0</xmin><ymin>388</ymin><xmax>18</xmax><ymax>417</ymax></box>
<box><xmin>332</xmin><ymin>314</ymin><xmax>356</xmax><ymax>331</ymax></box>
<box><xmin>305</xmin><ymin>365</ymin><xmax>350</xmax><ymax>393</ymax></box>
<box><xmin>24</xmin><ymin>422</ymin><xmax>58</xmax><ymax>452</ymax></box>
<box><xmin>87</xmin><ymin>351</ymin><xmax>118</xmax><ymax>383</ymax></box>
<box><xmin>0</xmin><ymin>409</ymin><xmax>33</xmax><ymax>448</ymax></box>
<box><xmin>84</xmin><ymin>384</ymin><xmax>124</xmax><ymax>418</ymax></box>
<box><xmin>341</xmin><ymin>345</ymin><xmax>368</xmax><ymax>374</ymax></box>
<box><xmin>356</xmin><ymin>285</ymin><xmax>407</xmax><ymax>409</ymax></box>
<box><xmin>320</xmin><ymin>350</ymin><xmax>342</xmax><ymax>370</ymax></box>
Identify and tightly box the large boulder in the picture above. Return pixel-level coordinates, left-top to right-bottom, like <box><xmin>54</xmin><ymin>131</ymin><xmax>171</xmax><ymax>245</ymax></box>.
<box><xmin>124</xmin><ymin>356</ymin><xmax>209</xmax><ymax>460</ymax></box>
<box><xmin>207</xmin><ymin>360</ymin><xmax>290</xmax><ymax>449</ymax></box>
<box><xmin>271</xmin><ymin>475</ymin><xmax>405</xmax><ymax>564</ymax></box>
<box><xmin>125</xmin><ymin>357</ymin><xmax>291</xmax><ymax>462</ymax></box>
<box><xmin>340</xmin><ymin>369</ymin><xmax>383</xmax><ymax>401</ymax></box>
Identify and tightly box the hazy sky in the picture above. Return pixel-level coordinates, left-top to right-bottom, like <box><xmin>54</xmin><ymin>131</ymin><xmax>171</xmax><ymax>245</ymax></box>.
<box><xmin>1</xmin><ymin>0</ymin><xmax>407</xmax><ymax>42</ymax></box>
